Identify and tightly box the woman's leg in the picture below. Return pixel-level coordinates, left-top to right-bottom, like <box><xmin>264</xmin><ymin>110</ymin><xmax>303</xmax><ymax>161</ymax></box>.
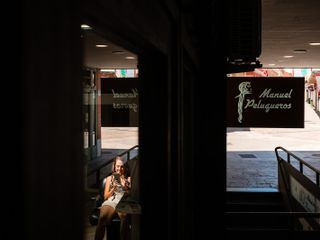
<box><xmin>118</xmin><ymin>212</ymin><xmax>129</xmax><ymax>240</ymax></box>
<box><xmin>94</xmin><ymin>205</ymin><xmax>116</xmax><ymax>240</ymax></box>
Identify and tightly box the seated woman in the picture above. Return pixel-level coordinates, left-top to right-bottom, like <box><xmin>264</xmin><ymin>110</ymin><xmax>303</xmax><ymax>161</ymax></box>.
<box><xmin>94</xmin><ymin>156</ymin><xmax>131</xmax><ymax>240</ymax></box>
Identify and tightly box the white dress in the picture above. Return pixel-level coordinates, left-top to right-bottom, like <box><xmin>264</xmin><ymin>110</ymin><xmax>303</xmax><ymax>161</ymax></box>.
<box><xmin>101</xmin><ymin>175</ymin><xmax>127</xmax><ymax>209</ymax></box>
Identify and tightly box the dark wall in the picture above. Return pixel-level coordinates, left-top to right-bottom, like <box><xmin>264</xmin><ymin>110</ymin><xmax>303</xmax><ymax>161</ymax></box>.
<box><xmin>194</xmin><ymin>2</ymin><xmax>227</xmax><ymax>237</ymax></box>
<box><xmin>21</xmin><ymin>1</ymin><xmax>84</xmax><ymax>239</ymax></box>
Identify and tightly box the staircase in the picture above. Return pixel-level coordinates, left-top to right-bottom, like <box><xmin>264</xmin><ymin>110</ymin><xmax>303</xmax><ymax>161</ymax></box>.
<box><xmin>226</xmin><ymin>189</ymin><xmax>291</xmax><ymax>235</ymax></box>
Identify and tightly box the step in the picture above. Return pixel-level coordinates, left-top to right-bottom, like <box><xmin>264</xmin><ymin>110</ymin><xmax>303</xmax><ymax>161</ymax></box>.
<box><xmin>226</xmin><ymin>228</ymin><xmax>291</xmax><ymax>239</ymax></box>
<box><xmin>227</xmin><ymin>201</ymin><xmax>285</xmax><ymax>212</ymax></box>
<box><xmin>226</xmin><ymin>211</ymin><xmax>290</xmax><ymax>229</ymax></box>
<box><xmin>227</xmin><ymin>188</ymin><xmax>281</xmax><ymax>202</ymax></box>
<box><xmin>226</xmin><ymin>189</ymin><xmax>285</xmax><ymax>212</ymax></box>
<box><xmin>226</xmin><ymin>189</ymin><xmax>290</xmax><ymax>230</ymax></box>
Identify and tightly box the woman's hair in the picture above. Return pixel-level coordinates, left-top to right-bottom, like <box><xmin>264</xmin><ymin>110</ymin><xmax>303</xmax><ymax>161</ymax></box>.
<box><xmin>121</xmin><ymin>163</ymin><xmax>130</xmax><ymax>178</ymax></box>
<box><xmin>112</xmin><ymin>156</ymin><xmax>123</xmax><ymax>172</ymax></box>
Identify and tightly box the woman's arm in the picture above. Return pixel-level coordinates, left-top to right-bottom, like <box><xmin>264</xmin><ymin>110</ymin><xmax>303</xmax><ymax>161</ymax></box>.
<box><xmin>103</xmin><ymin>175</ymin><xmax>115</xmax><ymax>200</ymax></box>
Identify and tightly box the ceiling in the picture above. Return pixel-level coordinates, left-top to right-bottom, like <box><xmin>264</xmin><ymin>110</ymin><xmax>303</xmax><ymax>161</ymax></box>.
<box><xmin>260</xmin><ymin>0</ymin><xmax>320</xmax><ymax>68</ymax></box>
<box><xmin>82</xmin><ymin>29</ymin><xmax>138</xmax><ymax>69</ymax></box>
<box><xmin>83</xmin><ymin>0</ymin><xmax>320</xmax><ymax>69</ymax></box>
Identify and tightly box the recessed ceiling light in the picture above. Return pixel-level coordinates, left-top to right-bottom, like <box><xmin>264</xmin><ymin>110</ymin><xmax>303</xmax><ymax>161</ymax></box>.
<box><xmin>125</xmin><ymin>56</ymin><xmax>135</xmax><ymax>60</ymax></box>
<box><xmin>100</xmin><ymin>69</ymin><xmax>115</xmax><ymax>72</ymax></box>
<box><xmin>309</xmin><ymin>42</ymin><xmax>320</xmax><ymax>46</ymax></box>
<box><xmin>95</xmin><ymin>44</ymin><xmax>108</xmax><ymax>48</ymax></box>
<box><xmin>81</xmin><ymin>24</ymin><xmax>92</xmax><ymax>30</ymax></box>
<box><xmin>293</xmin><ymin>49</ymin><xmax>307</xmax><ymax>53</ymax></box>
<box><xmin>112</xmin><ymin>50</ymin><xmax>125</xmax><ymax>54</ymax></box>
<box><xmin>283</xmin><ymin>55</ymin><xmax>294</xmax><ymax>58</ymax></box>
<box><xmin>268</xmin><ymin>63</ymin><xmax>276</xmax><ymax>66</ymax></box>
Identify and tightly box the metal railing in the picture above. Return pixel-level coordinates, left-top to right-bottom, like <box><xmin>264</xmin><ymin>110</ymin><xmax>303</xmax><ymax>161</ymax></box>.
<box><xmin>274</xmin><ymin>146</ymin><xmax>320</xmax><ymax>231</ymax></box>
<box><xmin>226</xmin><ymin>147</ymin><xmax>320</xmax><ymax>231</ymax></box>
<box><xmin>275</xmin><ymin>146</ymin><xmax>320</xmax><ymax>187</ymax></box>
<box><xmin>87</xmin><ymin>145</ymin><xmax>139</xmax><ymax>188</ymax></box>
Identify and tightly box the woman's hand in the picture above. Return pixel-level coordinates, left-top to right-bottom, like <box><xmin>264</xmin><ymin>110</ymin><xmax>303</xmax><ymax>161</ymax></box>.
<box><xmin>112</xmin><ymin>185</ymin><xmax>118</xmax><ymax>192</ymax></box>
<box><xmin>124</xmin><ymin>179</ymin><xmax>131</xmax><ymax>191</ymax></box>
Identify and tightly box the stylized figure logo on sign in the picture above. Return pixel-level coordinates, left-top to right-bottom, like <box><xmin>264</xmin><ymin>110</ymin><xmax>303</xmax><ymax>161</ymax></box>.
<box><xmin>235</xmin><ymin>81</ymin><xmax>252</xmax><ymax>123</ymax></box>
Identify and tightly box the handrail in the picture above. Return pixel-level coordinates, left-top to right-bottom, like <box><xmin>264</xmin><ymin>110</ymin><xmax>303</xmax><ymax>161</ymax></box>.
<box><xmin>275</xmin><ymin>146</ymin><xmax>320</xmax><ymax>231</ymax></box>
<box><xmin>87</xmin><ymin>145</ymin><xmax>139</xmax><ymax>188</ymax></box>
<box><xmin>275</xmin><ymin>146</ymin><xmax>320</xmax><ymax>187</ymax></box>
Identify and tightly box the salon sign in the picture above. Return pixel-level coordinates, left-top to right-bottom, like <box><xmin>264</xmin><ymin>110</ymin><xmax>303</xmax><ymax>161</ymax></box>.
<box><xmin>101</xmin><ymin>78</ymin><xmax>138</xmax><ymax>127</ymax></box>
<box><xmin>227</xmin><ymin>77</ymin><xmax>304</xmax><ymax>128</ymax></box>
